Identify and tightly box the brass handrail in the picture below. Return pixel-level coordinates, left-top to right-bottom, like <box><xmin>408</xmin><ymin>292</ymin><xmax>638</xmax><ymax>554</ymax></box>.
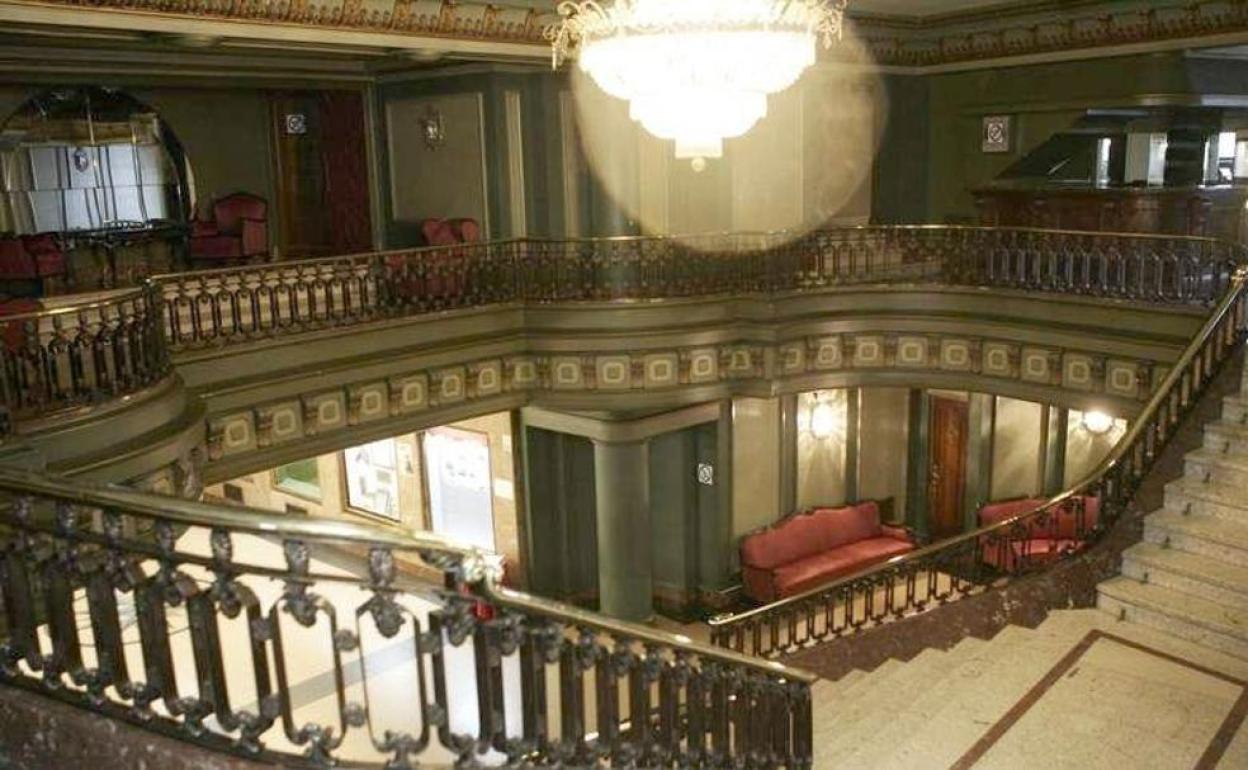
<box><xmin>709</xmin><ymin>263</ymin><xmax>1248</xmax><ymax>647</ymax></box>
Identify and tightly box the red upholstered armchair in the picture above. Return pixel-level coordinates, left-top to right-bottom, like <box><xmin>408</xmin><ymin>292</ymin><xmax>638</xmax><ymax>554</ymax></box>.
<box><xmin>740</xmin><ymin>501</ymin><xmax>916</xmax><ymax>604</ymax></box>
<box><xmin>190</xmin><ymin>193</ymin><xmax>269</xmax><ymax>265</ymax></box>
<box><xmin>0</xmin><ymin>234</ymin><xmax>67</xmax><ymax>296</ymax></box>
<box><xmin>977</xmin><ymin>495</ymin><xmax>1101</xmax><ymax>574</ymax></box>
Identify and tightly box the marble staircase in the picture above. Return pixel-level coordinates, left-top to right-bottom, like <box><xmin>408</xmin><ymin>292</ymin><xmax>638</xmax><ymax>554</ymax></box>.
<box><xmin>807</xmin><ymin>363</ymin><xmax>1248</xmax><ymax>768</ymax></box>
<box><xmin>1096</xmin><ymin>374</ymin><xmax>1248</xmax><ymax>662</ymax></box>
<box><xmin>809</xmin><ymin>610</ymin><xmax>1248</xmax><ymax>769</ymax></box>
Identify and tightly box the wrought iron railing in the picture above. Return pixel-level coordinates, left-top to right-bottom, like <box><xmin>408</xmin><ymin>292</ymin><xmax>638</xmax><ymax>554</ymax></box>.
<box><xmin>0</xmin><ymin>467</ymin><xmax>815</xmax><ymax>767</ymax></box>
<box><xmin>0</xmin><ymin>280</ymin><xmax>170</xmax><ymax>431</ymax></box>
<box><xmin>154</xmin><ymin>227</ymin><xmax>1241</xmax><ymax>352</ymax></box>
<box><xmin>707</xmin><ymin>264</ymin><xmax>1248</xmax><ymax>659</ymax></box>
<box><xmin>1</xmin><ymin>227</ymin><xmax>1237</xmax><ymax>430</ymax></box>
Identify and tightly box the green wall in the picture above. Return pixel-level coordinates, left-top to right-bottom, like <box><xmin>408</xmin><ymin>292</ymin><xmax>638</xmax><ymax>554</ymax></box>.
<box><xmin>523</xmin><ymin>427</ymin><xmax>599</xmax><ymax>605</ymax></box>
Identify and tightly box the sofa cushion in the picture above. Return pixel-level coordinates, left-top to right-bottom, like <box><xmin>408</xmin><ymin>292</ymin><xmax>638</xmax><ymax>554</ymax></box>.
<box><xmin>810</xmin><ymin>502</ymin><xmax>883</xmax><ymax>549</ymax></box>
<box><xmin>741</xmin><ymin>502</ymin><xmax>885</xmax><ymax>571</ymax></box>
<box><xmin>741</xmin><ymin>512</ymin><xmax>838</xmax><ymax>570</ymax></box>
<box><xmin>772</xmin><ymin>536</ymin><xmax>914</xmax><ymax>598</ymax></box>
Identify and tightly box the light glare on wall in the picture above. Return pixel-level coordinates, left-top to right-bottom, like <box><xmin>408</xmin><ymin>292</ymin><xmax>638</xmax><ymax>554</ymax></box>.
<box><xmin>810</xmin><ymin>402</ymin><xmax>840</xmax><ymax>439</ymax></box>
<box><xmin>1081</xmin><ymin>410</ymin><xmax>1115</xmax><ymax>435</ymax></box>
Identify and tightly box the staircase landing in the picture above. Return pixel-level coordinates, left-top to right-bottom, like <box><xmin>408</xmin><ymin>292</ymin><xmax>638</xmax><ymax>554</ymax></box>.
<box><xmin>812</xmin><ymin>609</ymin><xmax>1248</xmax><ymax>769</ymax></box>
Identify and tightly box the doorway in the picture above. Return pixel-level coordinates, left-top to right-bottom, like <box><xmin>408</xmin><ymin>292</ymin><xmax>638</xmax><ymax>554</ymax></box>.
<box><xmin>927</xmin><ymin>395</ymin><xmax>969</xmax><ymax>538</ymax></box>
<box><xmin>269</xmin><ymin>90</ymin><xmax>372</xmax><ymax>259</ymax></box>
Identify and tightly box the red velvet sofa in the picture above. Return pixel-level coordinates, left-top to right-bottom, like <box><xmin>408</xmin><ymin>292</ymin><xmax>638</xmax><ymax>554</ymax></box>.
<box><xmin>190</xmin><ymin>193</ymin><xmax>269</xmax><ymax>265</ymax></box>
<box><xmin>977</xmin><ymin>495</ymin><xmax>1100</xmax><ymax>573</ymax></box>
<box><xmin>740</xmin><ymin>502</ymin><xmax>916</xmax><ymax>604</ymax></box>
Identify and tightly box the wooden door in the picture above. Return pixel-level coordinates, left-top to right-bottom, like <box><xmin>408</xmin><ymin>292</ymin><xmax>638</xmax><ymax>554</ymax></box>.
<box><xmin>928</xmin><ymin>396</ymin><xmax>969</xmax><ymax>538</ymax></box>
<box><xmin>270</xmin><ymin>90</ymin><xmax>371</xmax><ymax>260</ymax></box>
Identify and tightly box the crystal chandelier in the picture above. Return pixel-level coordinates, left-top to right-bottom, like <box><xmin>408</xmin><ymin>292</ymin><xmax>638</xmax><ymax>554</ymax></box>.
<box><xmin>548</xmin><ymin>0</ymin><xmax>849</xmax><ymax>168</ymax></box>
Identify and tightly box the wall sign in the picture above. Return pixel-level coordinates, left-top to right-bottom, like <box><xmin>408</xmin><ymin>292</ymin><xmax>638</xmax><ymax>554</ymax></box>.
<box><xmin>982</xmin><ymin>115</ymin><xmax>1011</xmax><ymax>153</ymax></box>
<box><xmin>697</xmin><ymin>462</ymin><xmax>715</xmax><ymax>486</ymax></box>
<box><xmin>284</xmin><ymin>113</ymin><xmax>308</xmax><ymax>135</ymax></box>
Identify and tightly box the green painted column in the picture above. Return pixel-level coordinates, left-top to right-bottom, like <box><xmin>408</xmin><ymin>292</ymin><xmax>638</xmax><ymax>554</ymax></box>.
<box><xmin>1040</xmin><ymin>405</ymin><xmax>1069</xmax><ymax>495</ymax></box>
<box><xmin>778</xmin><ymin>394</ymin><xmax>798</xmax><ymax>515</ymax></box>
<box><xmin>593</xmin><ymin>438</ymin><xmax>653</xmax><ymax>622</ymax></box>
<box><xmin>905</xmin><ymin>389</ymin><xmax>931</xmax><ymax>541</ymax></box>
<box><xmin>964</xmin><ymin>393</ymin><xmax>996</xmax><ymax>531</ymax></box>
<box><xmin>845</xmin><ymin>388</ymin><xmax>861</xmax><ymax>503</ymax></box>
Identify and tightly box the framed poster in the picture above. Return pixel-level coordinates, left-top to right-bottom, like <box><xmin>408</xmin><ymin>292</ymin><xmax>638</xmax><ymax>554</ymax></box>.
<box><xmin>422</xmin><ymin>426</ymin><xmax>496</xmax><ymax>550</ymax></box>
<box><xmin>343</xmin><ymin>438</ymin><xmax>401</xmax><ymax>521</ymax></box>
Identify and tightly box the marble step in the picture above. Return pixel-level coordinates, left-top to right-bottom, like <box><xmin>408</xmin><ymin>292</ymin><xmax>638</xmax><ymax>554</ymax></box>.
<box><xmin>1202</xmin><ymin>419</ymin><xmax>1248</xmax><ymax>454</ymax></box>
<box><xmin>817</xmin><ymin>658</ymin><xmax>905</xmax><ymax>712</ymax></box>
<box><xmin>1185</xmin><ymin>448</ymin><xmax>1248</xmax><ymax>488</ymax></box>
<box><xmin>826</xmin><ymin>625</ymin><xmax>1040</xmax><ymax>770</ymax></box>
<box><xmin>1164</xmin><ymin>477</ymin><xmax>1248</xmax><ymax>525</ymax></box>
<box><xmin>817</xmin><ymin>640</ymin><xmax>988</xmax><ymax>767</ymax></box>
<box><xmin>1096</xmin><ymin>577</ymin><xmax>1248</xmax><ymax>661</ymax></box>
<box><xmin>1121</xmin><ymin>542</ymin><xmax>1248</xmax><ymax>610</ymax></box>
<box><xmin>1222</xmin><ymin>393</ymin><xmax>1248</xmax><ymax>424</ymax></box>
<box><xmin>1143</xmin><ymin>510</ymin><xmax>1248</xmax><ymax>564</ymax></box>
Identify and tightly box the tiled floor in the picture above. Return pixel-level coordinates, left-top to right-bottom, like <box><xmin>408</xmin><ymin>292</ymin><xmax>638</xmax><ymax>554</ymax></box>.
<box><xmin>813</xmin><ymin>609</ymin><xmax>1248</xmax><ymax>769</ymax></box>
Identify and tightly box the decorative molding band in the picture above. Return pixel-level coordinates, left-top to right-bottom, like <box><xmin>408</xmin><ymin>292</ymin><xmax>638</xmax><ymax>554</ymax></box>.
<box><xmin>204</xmin><ymin>330</ymin><xmax>1160</xmax><ymax>476</ymax></box>
<box><xmin>7</xmin><ymin>0</ymin><xmax>1248</xmax><ymax>70</ymax></box>
<box><xmin>849</xmin><ymin>0</ymin><xmax>1248</xmax><ymax>70</ymax></box>
<box><xmin>3</xmin><ymin>0</ymin><xmax>553</xmax><ymax>45</ymax></box>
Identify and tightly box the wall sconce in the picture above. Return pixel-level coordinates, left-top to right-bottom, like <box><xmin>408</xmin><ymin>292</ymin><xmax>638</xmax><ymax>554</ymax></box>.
<box><xmin>419</xmin><ymin>105</ymin><xmax>445</xmax><ymax>150</ymax></box>
<box><xmin>1081</xmin><ymin>410</ymin><xmax>1115</xmax><ymax>435</ymax></box>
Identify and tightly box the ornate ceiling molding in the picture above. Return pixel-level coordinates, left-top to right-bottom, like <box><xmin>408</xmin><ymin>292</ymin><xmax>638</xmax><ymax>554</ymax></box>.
<box><xmin>851</xmin><ymin>0</ymin><xmax>1248</xmax><ymax>69</ymax></box>
<box><xmin>3</xmin><ymin>0</ymin><xmax>1248</xmax><ymax>69</ymax></box>
<box><xmin>0</xmin><ymin>0</ymin><xmax>554</xmax><ymax>51</ymax></box>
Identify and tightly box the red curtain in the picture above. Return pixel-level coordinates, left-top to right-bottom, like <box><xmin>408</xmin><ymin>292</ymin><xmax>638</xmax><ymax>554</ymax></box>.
<box><xmin>318</xmin><ymin>91</ymin><xmax>373</xmax><ymax>255</ymax></box>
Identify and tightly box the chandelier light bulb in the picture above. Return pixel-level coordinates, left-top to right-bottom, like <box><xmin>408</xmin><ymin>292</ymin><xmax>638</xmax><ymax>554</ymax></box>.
<box><xmin>548</xmin><ymin>0</ymin><xmax>850</xmax><ymax>167</ymax></box>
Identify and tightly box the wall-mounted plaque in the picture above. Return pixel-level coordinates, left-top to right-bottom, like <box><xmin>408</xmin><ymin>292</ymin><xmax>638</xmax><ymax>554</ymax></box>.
<box><xmin>284</xmin><ymin>113</ymin><xmax>308</xmax><ymax>135</ymax></box>
<box><xmin>982</xmin><ymin>115</ymin><xmax>1011</xmax><ymax>153</ymax></box>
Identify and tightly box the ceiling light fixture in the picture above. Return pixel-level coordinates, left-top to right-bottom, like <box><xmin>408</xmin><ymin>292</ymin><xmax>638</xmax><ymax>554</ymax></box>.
<box><xmin>547</xmin><ymin>0</ymin><xmax>849</xmax><ymax>169</ymax></box>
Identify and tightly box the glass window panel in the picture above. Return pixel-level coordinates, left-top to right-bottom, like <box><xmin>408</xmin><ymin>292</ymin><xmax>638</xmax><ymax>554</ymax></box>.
<box><xmin>31</xmin><ymin>189</ymin><xmax>63</xmax><ymax>232</ymax></box>
<box><xmin>106</xmin><ymin>144</ymin><xmax>138</xmax><ymax>187</ymax></box>
<box><xmin>28</xmin><ymin>147</ymin><xmax>62</xmax><ymax>192</ymax></box>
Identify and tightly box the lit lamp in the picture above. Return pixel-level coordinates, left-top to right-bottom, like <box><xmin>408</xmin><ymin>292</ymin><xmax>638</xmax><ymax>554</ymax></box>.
<box><xmin>810</xmin><ymin>401</ymin><xmax>839</xmax><ymax>439</ymax></box>
<box><xmin>1081</xmin><ymin>410</ymin><xmax>1115</xmax><ymax>435</ymax></box>
<box><xmin>547</xmin><ymin>0</ymin><xmax>850</xmax><ymax>169</ymax></box>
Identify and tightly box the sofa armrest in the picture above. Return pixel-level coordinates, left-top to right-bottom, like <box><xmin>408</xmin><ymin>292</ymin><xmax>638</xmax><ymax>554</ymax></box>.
<box><xmin>240</xmin><ymin>217</ymin><xmax>268</xmax><ymax>258</ymax></box>
<box><xmin>190</xmin><ymin>219</ymin><xmax>219</xmax><ymax>238</ymax></box>
<box><xmin>741</xmin><ymin>564</ymin><xmax>778</xmax><ymax>604</ymax></box>
<box><xmin>881</xmin><ymin>523</ymin><xmax>915</xmax><ymax>543</ymax></box>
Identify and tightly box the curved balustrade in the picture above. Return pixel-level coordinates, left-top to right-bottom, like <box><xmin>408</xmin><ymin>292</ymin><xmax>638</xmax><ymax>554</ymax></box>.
<box><xmin>708</xmin><ymin>264</ymin><xmax>1248</xmax><ymax>659</ymax></box>
<box><xmin>0</xmin><ymin>281</ymin><xmax>170</xmax><ymax>432</ymax></box>
<box><xmin>154</xmin><ymin>227</ymin><xmax>1242</xmax><ymax>352</ymax></box>
<box><xmin>0</xmin><ymin>467</ymin><xmax>815</xmax><ymax>768</ymax></box>
<box><xmin>0</xmin><ymin>226</ymin><xmax>1236</xmax><ymax>432</ymax></box>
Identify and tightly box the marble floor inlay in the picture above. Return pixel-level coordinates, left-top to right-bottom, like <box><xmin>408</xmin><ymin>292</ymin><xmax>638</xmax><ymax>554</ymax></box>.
<box><xmin>953</xmin><ymin>630</ymin><xmax>1248</xmax><ymax>770</ymax></box>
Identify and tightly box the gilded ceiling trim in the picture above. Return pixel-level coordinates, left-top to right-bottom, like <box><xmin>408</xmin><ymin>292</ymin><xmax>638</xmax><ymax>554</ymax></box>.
<box><xmin>2</xmin><ymin>0</ymin><xmax>553</xmax><ymax>45</ymax></box>
<box><xmin>6</xmin><ymin>0</ymin><xmax>1248</xmax><ymax>68</ymax></box>
<box><xmin>851</xmin><ymin>0</ymin><xmax>1248</xmax><ymax>69</ymax></box>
